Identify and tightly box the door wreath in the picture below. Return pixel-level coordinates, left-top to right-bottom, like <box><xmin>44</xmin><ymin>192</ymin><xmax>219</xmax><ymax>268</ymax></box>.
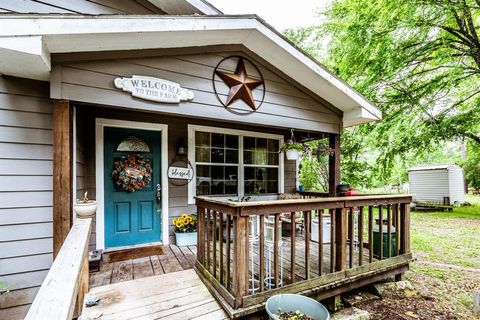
<box><xmin>112</xmin><ymin>154</ymin><xmax>152</xmax><ymax>192</ymax></box>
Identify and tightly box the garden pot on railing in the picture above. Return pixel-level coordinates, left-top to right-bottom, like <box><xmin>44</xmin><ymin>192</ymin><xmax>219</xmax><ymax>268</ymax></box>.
<box><xmin>265</xmin><ymin>294</ymin><xmax>330</xmax><ymax>320</ymax></box>
<box><xmin>73</xmin><ymin>201</ymin><xmax>97</xmax><ymax>218</ymax></box>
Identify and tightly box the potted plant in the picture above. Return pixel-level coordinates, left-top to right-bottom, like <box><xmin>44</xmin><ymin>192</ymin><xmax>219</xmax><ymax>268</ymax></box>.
<box><xmin>265</xmin><ymin>294</ymin><xmax>330</xmax><ymax>320</ymax></box>
<box><xmin>173</xmin><ymin>213</ymin><xmax>197</xmax><ymax>246</ymax></box>
<box><xmin>73</xmin><ymin>191</ymin><xmax>97</xmax><ymax>218</ymax></box>
<box><xmin>280</xmin><ymin>140</ymin><xmax>304</xmax><ymax>160</ymax></box>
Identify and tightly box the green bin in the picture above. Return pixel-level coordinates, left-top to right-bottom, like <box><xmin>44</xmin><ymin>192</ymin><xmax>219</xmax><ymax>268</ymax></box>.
<box><xmin>373</xmin><ymin>224</ymin><xmax>396</xmax><ymax>258</ymax></box>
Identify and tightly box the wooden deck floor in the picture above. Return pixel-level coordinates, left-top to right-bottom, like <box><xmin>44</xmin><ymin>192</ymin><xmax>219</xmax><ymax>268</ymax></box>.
<box><xmin>82</xmin><ymin>269</ymin><xmax>229</xmax><ymax>320</ymax></box>
<box><xmin>90</xmin><ymin>245</ymin><xmax>197</xmax><ymax>288</ymax></box>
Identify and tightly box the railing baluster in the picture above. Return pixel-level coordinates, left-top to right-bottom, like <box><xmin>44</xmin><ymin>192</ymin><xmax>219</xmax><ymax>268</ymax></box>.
<box><xmin>259</xmin><ymin>215</ymin><xmax>265</xmax><ymax>292</ymax></box>
<box><xmin>218</xmin><ymin>212</ymin><xmax>224</xmax><ymax>283</ymax></box>
<box><xmin>290</xmin><ymin>211</ymin><xmax>296</xmax><ymax>284</ymax></box>
<box><xmin>197</xmin><ymin>207</ymin><xmax>205</xmax><ymax>265</ymax></box>
<box><xmin>305</xmin><ymin>210</ymin><xmax>311</xmax><ymax>279</ymax></box>
<box><xmin>274</xmin><ymin>214</ymin><xmax>280</xmax><ymax>289</ymax></box>
<box><xmin>368</xmin><ymin>206</ymin><xmax>373</xmax><ymax>263</ymax></box>
<box><xmin>378</xmin><ymin>205</ymin><xmax>383</xmax><ymax>260</ymax></box>
<box><xmin>348</xmin><ymin>207</ymin><xmax>354</xmax><ymax>268</ymax></box>
<box><xmin>335</xmin><ymin>208</ymin><xmax>347</xmax><ymax>271</ymax></box>
<box><xmin>319</xmin><ymin>209</ymin><xmax>323</xmax><ymax>275</ymax></box>
<box><xmin>206</xmin><ymin>209</ymin><xmax>211</xmax><ymax>272</ymax></box>
<box><xmin>394</xmin><ymin>204</ymin><xmax>400</xmax><ymax>256</ymax></box>
<box><xmin>212</xmin><ymin>210</ymin><xmax>217</xmax><ymax>278</ymax></box>
<box><xmin>387</xmin><ymin>204</ymin><xmax>392</xmax><ymax>258</ymax></box>
<box><xmin>358</xmin><ymin>206</ymin><xmax>364</xmax><ymax>266</ymax></box>
<box><xmin>400</xmin><ymin>203</ymin><xmax>411</xmax><ymax>254</ymax></box>
<box><xmin>226</xmin><ymin>215</ymin><xmax>231</xmax><ymax>291</ymax></box>
<box><xmin>330</xmin><ymin>208</ymin><xmax>335</xmax><ymax>273</ymax></box>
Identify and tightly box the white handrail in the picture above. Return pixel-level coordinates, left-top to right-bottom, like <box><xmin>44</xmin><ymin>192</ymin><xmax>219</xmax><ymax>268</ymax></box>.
<box><xmin>25</xmin><ymin>218</ymin><xmax>92</xmax><ymax>320</ymax></box>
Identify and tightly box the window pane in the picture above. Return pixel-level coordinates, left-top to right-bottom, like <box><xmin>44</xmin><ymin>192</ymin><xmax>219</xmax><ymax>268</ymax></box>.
<box><xmin>244</xmin><ymin>166</ymin><xmax>278</xmax><ymax>194</ymax></box>
<box><xmin>211</xmin><ymin>148</ymin><xmax>224</xmax><ymax>163</ymax></box>
<box><xmin>195</xmin><ymin>132</ymin><xmax>210</xmax><ymax>146</ymax></box>
<box><xmin>196</xmin><ymin>165</ymin><xmax>238</xmax><ymax>196</ymax></box>
<box><xmin>226</xmin><ymin>149</ymin><xmax>238</xmax><ymax>163</ymax></box>
<box><xmin>268</xmin><ymin>152</ymin><xmax>279</xmax><ymax>165</ymax></box>
<box><xmin>212</xmin><ymin>133</ymin><xmax>224</xmax><ymax>148</ymax></box>
<box><xmin>226</xmin><ymin>135</ymin><xmax>238</xmax><ymax>149</ymax></box>
<box><xmin>196</xmin><ymin>146</ymin><xmax>210</xmax><ymax>162</ymax></box>
<box><xmin>244</xmin><ymin>136</ymin><xmax>255</xmax><ymax>150</ymax></box>
<box><xmin>268</xmin><ymin>139</ymin><xmax>279</xmax><ymax>152</ymax></box>
<box><xmin>243</xmin><ymin>137</ymin><xmax>278</xmax><ymax>165</ymax></box>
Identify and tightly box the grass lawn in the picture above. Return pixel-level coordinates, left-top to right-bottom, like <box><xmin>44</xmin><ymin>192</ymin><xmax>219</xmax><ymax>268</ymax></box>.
<box><xmin>407</xmin><ymin>195</ymin><xmax>480</xmax><ymax>318</ymax></box>
<box><xmin>358</xmin><ymin>195</ymin><xmax>479</xmax><ymax>319</ymax></box>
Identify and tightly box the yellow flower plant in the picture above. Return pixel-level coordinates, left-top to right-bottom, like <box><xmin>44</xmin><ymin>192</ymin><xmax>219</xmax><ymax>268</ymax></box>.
<box><xmin>173</xmin><ymin>213</ymin><xmax>197</xmax><ymax>233</ymax></box>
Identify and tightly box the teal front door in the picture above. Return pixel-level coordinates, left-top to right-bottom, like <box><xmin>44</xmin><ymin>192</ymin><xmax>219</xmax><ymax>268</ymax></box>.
<box><xmin>104</xmin><ymin>127</ymin><xmax>162</xmax><ymax>248</ymax></box>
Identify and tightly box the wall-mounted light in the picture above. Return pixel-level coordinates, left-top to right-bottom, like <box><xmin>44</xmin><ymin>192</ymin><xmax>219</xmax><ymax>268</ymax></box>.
<box><xmin>177</xmin><ymin>138</ymin><xmax>187</xmax><ymax>156</ymax></box>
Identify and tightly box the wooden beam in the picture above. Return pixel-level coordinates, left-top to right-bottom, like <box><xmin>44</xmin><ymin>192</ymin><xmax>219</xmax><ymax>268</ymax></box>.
<box><xmin>329</xmin><ymin>134</ymin><xmax>340</xmax><ymax>197</ymax></box>
<box><xmin>53</xmin><ymin>100</ymin><xmax>73</xmax><ymax>257</ymax></box>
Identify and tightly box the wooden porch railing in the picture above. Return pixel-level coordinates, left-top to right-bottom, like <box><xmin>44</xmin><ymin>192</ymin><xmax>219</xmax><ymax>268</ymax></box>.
<box><xmin>195</xmin><ymin>194</ymin><xmax>412</xmax><ymax>312</ymax></box>
<box><xmin>25</xmin><ymin>218</ymin><xmax>92</xmax><ymax>320</ymax></box>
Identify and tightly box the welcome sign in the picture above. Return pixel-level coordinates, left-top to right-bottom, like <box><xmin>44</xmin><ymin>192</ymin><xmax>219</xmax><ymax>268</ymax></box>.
<box><xmin>114</xmin><ymin>75</ymin><xmax>194</xmax><ymax>103</ymax></box>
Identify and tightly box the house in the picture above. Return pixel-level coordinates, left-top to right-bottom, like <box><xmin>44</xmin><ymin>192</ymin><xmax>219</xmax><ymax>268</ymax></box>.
<box><xmin>408</xmin><ymin>164</ymin><xmax>465</xmax><ymax>205</ymax></box>
<box><xmin>0</xmin><ymin>1</ymin><xmax>412</xmax><ymax>319</ymax></box>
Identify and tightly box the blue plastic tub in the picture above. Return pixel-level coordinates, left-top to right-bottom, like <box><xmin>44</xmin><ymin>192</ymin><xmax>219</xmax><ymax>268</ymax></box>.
<box><xmin>265</xmin><ymin>294</ymin><xmax>330</xmax><ymax>320</ymax></box>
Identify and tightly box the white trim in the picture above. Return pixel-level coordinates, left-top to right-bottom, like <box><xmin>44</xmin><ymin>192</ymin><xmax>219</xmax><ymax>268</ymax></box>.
<box><xmin>72</xmin><ymin>106</ymin><xmax>77</xmax><ymax>223</ymax></box>
<box><xmin>0</xmin><ymin>15</ymin><xmax>381</xmax><ymax>126</ymax></box>
<box><xmin>95</xmin><ymin>118</ymin><xmax>169</xmax><ymax>250</ymax></box>
<box><xmin>187</xmin><ymin>124</ymin><xmax>284</xmax><ymax>204</ymax></box>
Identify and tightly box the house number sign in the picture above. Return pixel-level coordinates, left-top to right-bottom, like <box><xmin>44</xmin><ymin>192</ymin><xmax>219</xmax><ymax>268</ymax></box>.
<box><xmin>114</xmin><ymin>75</ymin><xmax>194</xmax><ymax>103</ymax></box>
<box><xmin>168</xmin><ymin>167</ymin><xmax>193</xmax><ymax>180</ymax></box>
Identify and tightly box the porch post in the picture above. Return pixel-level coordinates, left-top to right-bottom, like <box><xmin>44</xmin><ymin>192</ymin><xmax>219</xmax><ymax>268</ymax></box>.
<box><xmin>53</xmin><ymin>100</ymin><xmax>73</xmax><ymax>257</ymax></box>
<box><xmin>328</xmin><ymin>134</ymin><xmax>340</xmax><ymax>197</ymax></box>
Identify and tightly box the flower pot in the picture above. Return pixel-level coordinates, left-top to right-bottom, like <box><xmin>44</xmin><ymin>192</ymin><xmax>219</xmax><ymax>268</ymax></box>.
<box><xmin>175</xmin><ymin>231</ymin><xmax>197</xmax><ymax>246</ymax></box>
<box><xmin>73</xmin><ymin>201</ymin><xmax>97</xmax><ymax>218</ymax></box>
<box><xmin>285</xmin><ymin>149</ymin><xmax>299</xmax><ymax>160</ymax></box>
<box><xmin>265</xmin><ymin>294</ymin><xmax>330</xmax><ymax>320</ymax></box>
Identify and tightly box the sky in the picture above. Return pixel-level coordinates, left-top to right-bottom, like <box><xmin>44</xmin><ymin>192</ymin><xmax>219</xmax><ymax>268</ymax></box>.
<box><xmin>206</xmin><ymin>0</ymin><xmax>331</xmax><ymax>31</ymax></box>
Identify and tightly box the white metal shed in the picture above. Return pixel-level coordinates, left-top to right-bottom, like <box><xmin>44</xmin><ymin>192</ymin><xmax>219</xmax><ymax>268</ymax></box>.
<box><xmin>408</xmin><ymin>164</ymin><xmax>465</xmax><ymax>205</ymax></box>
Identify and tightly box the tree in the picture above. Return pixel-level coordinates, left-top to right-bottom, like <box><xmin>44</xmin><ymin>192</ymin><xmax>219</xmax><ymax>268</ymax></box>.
<box><xmin>286</xmin><ymin>0</ymin><xmax>480</xmax><ymax>181</ymax></box>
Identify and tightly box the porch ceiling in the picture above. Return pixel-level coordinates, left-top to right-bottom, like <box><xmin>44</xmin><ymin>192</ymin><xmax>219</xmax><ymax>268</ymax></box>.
<box><xmin>0</xmin><ymin>15</ymin><xmax>381</xmax><ymax>127</ymax></box>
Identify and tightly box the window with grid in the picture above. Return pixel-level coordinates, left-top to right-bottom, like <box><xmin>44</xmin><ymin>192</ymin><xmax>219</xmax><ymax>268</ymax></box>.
<box><xmin>193</xmin><ymin>130</ymin><xmax>281</xmax><ymax>197</ymax></box>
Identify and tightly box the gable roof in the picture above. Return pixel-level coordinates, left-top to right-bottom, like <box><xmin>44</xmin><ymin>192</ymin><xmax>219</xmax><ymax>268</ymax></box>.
<box><xmin>0</xmin><ymin>14</ymin><xmax>381</xmax><ymax>127</ymax></box>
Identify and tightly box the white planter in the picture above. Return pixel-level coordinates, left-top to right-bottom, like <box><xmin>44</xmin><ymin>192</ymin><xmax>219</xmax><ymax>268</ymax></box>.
<box><xmin>311</xmin><ymin>215</ymin><xmax>331</xmax><ymax>244</ymax></box>
<box><xmin>73</xmin><ymin>201</ymin><xmax>97</xmax><ymax>218</ymax></box>
<box><xmin>175</xmin><ymin>232</ymin><xmax>197</xmax><ymax>246</ymax></box>
<box><xmin>285</xmin><ymin>149</ymin><xmax>299</xmax><ymax>160</ymax></box>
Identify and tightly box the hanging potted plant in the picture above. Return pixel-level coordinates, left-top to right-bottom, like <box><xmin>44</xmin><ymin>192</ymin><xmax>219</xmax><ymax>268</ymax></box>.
<box><xmin>73</xmin><ymin>191</ymin><xmax>97</xmax><ymax>218</ymax></box>
<box><xmin>280</xmin><ymin>139</ymin><xmax>304</xmax><ymax>160</ymax></box>
<box><xmin>173</xmin><ymin>213</ymin><xmax>197</xmax><ymax>246</ymax></box>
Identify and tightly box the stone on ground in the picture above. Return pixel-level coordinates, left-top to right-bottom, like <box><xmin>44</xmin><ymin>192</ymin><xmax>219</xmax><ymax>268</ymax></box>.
<box><xmin>343</xmin><ymin>291</ymin><xmax>380</xmax><ymax>307</ymax></box>
<box><xmin>373</xmin><ymin>280</ymin><xmax>417</xmax><ymax>299</ymax></box>
<box><xmin>331</xmin><ymin>307</ymin><xmax>370</xmax><ymax>320</ymax></box>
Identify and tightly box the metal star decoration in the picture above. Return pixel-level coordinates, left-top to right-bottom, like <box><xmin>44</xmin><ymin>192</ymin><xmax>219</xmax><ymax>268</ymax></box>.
<box><xmin>215</xmin><ymin>57</ymin><xmax>263</xmax><ymax>111</ymax></box>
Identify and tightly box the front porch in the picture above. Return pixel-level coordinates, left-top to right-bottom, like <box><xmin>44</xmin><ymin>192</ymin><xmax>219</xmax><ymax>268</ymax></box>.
<box><xmin>25</xmin><ymin>193</ymin><xmax>412</xmax><ymax>319</ymax></box>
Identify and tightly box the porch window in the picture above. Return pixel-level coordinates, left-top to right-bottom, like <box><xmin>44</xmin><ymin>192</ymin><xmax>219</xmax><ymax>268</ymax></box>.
<box><xmin>190</xmin><ymin>126</ymin><xmax>283</xmax><ymax>202</ymax></box>
<box><xmin>195</xmin><ymin>132</ymin><xmax>239</xmax><ymax>196</ymax></box>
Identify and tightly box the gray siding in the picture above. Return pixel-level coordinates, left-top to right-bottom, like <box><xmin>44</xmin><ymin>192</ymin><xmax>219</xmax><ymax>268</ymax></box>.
<box><xmin>53</xmin><ymin>52</ymin><xmax>342</xmax><ymax>134</ymax></box>
<box><xmin>0</xmin><ymin>76</ymin><xmax>53</xmax><ymax>320</ymax></box>
<box><xmin>0</xmin><ymin>0</ymin><xmax>164</xmax><ymax>14</ymax></box>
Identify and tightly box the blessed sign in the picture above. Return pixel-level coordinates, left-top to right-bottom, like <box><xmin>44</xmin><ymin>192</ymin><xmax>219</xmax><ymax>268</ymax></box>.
<box><xmin>168</xmin><ymin>167</ymin><xmax>193</xmax><ymax>180</ymax></box>
<box><xmin>114</xmin><ymin>75</ymin><xmax>194</xmax><ymax>103</ymax></box>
